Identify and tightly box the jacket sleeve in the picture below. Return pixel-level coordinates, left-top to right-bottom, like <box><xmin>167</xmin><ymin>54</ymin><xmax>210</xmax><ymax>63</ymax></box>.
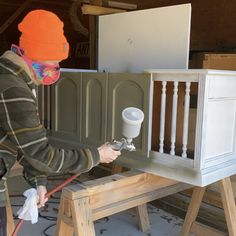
<box><xmin>19</xmin><ymin>154</ymin><xmax>48</xmax><ymax>187</ymax></box>
<box><xmin>0</xmin><ymin>126</ymin><xmax>48</xmax><ymax>187</ymax></box>
<box><xmin>0</xmin><ymin>86</ymin><xmax>100</xmax><ymax>176</ymax></box>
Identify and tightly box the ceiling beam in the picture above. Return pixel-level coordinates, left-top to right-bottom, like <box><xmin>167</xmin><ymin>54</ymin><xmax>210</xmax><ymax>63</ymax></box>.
<box><xmin>81</xmin><ymin>4</ymin><xmax>126</xmax><ymax>15</ymax></box>
<box><xmin>85</xmin><ymin>0</ymin><xmax>137</xmax><ymax>10</ymax></box>
<box><xmin>0</xmin><ymin>0</ymin><xmax>32</xmax><ymax>34</ymax></box>
<box><xmin>107</xmin><ymin>1</ymin><xmax>137</xmax><ymax>10</ymax></box>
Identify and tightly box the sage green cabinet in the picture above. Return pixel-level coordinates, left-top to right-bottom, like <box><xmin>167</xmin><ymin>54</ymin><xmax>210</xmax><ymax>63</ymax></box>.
<box><xmin>50</xmin><ymin>70</ymin><xmax>151</xmax><ymax>158</ymax></box>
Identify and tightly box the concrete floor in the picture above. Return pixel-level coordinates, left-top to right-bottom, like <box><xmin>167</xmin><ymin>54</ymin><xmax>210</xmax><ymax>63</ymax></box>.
<box><xmin>8</xmin><ymin>174</ymin><xmax>184</xmax><ymax>236</ymax></box>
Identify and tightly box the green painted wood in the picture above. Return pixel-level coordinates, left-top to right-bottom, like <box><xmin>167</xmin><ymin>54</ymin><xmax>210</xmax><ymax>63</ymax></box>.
<box><xmin>107</xmin><ymin>73</ymin><xmax>151</xmax><ymax>159</ymax></box>
<box><xmin>51</xmin><ymin>72</ymin><xmax>82</xmax><ymax>142</ymax></box>
<box><xmin>81</xmin><ymin>72</ymin><xmax>108</xmax><ymax>146</ymax></box>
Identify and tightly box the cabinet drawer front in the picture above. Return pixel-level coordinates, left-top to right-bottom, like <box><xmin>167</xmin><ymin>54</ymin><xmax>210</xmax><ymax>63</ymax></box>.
<box><xmin>208</xmin><ymin>74</ymin><xmax>236</xmax><ymax>99</ymax></box>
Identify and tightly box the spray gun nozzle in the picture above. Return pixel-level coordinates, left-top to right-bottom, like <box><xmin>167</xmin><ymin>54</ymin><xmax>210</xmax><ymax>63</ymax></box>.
<box><xmin>110</xmin><ymin>138</ymin><xmax>136</xmax><ymax>152</ymax></box>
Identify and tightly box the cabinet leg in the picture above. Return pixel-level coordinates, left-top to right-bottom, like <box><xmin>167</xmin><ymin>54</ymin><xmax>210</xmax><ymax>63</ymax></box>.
<box><xmin>218</xmin><ymin>177</ymin><xmax>236</xmax><ymax>236</ymax></box>
<box><xmin>180</xmin><ymin>186</ymin><xmax>206</xmax><ymax>236</ymax></box>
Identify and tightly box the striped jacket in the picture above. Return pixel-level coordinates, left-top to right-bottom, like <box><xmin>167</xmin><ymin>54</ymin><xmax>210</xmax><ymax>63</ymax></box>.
<box><xmin>0</xmin><ymin>52</ymin><xmax>100</xmax><ymax>206</ymax></box>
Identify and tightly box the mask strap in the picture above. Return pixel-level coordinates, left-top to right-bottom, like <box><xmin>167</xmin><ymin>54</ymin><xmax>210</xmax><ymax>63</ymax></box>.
<box><xmin>11</xmin><ymin>44</ymin><xmax>25</xmax><ymax>57</ymax></box>
<box><xmin>11</xmin><ymin>44</ymin><xmax>38</xmax><ymax>81</ymax></box>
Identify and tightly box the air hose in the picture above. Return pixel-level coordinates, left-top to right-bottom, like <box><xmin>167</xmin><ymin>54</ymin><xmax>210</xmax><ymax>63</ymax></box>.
<box><xmin>11</xmin><ymin>173</ymin><xmax>80</xmax><ymax>236</ymax></box>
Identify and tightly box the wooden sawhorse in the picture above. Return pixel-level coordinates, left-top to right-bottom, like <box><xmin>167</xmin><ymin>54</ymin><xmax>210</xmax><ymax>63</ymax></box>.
<box><xmin>181</xmin><ymin>177</ymin><xmax>236</xmax><ymax>236</ymax></box>
<box><xmin>56</xmin><ymin>171</ymin><xmax>236</xmax><ymax>236</ymax></box>
<box><xmin>55</xmin><ymin>170</ymin><xmax>190</xmax><ymax>236</ymax></box>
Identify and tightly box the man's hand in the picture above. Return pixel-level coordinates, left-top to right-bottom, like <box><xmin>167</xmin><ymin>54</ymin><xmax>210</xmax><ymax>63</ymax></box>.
<box><xmin>98</xmin><ymin>143</ymin><xmax>121</xmax><ymax>163</ymax></box>
<box><xmin>36</xmin><ymin>185</ymin><xmax>48</xmax><ymax>208</ymax></box>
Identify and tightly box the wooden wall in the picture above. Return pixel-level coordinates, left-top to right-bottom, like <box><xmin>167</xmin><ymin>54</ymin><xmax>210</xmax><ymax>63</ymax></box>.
<box><xmin>123</xmin><ymin>0</ymin><xmax>236</xmax><ymax>52</ymax></box>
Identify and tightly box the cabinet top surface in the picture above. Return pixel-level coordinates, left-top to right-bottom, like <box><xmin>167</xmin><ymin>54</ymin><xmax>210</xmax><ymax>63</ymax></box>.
<box><xmin>145</xmin><ymin>69</ymin><xmax>236</xmax><ymax>75</ymax></box>
<box><xmin>59</xmin><ymin>68</ymin><xmax>236</xmax><ymax>76</ymax></box>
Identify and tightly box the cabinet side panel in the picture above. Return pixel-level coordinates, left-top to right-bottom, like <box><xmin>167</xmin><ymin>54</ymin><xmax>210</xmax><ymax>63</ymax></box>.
<box><xmin>204</xmin><ymin>100</ymin><xmax>236</xmax><ymax>167</ymax></box>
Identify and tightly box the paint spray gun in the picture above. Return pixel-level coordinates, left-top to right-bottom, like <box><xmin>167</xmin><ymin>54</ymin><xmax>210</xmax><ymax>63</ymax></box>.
<box><xmin>109</xmin><ymin>107</ymin><xmax>144</xmax><ymax>151</ymax></box>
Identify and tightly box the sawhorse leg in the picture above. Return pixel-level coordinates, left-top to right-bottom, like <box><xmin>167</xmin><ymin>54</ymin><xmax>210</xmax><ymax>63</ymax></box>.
<box><xmin>219</xmin><ymin>177</ymin><xmax>236</xmax><ymax>236</ymax></box>
<box><xmin>181</xmin><ymin>177</ymin><xmax>236</xmax><ymax>236</ymax></box>
<box><xmin>112</xmin><ymin>164</ymin><xmax>150</xmax><ymax>232</ymax></box>
<box><xmin>180</xmin><ymin>186</ymin><xmax>206</xmax><ymax>236</ymax></box>
<box><xmin>5</xmin><ymin>181</ymin><xmax>15</xmax><ymax>236</ymax></box>
<box><xmin>56</xmin><ymin>195</ymin><xmax>95</xmax><ymax>236</ymax></box>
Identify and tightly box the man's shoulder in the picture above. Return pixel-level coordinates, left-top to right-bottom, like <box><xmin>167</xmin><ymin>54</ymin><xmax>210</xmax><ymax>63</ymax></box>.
<box><xmin>0</xmin><ymin>72</ymin><xmax>28</xmax><ymax>94</ymax></box>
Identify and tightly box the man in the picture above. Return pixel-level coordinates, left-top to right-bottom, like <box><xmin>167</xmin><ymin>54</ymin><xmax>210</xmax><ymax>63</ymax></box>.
<box><xmin>0</xmin><ymin>9</ymin><xmax>120</xmax><ymax>235</ymax></box>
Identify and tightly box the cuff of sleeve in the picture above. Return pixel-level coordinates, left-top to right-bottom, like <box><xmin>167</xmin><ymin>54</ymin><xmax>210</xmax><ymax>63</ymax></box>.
<box><xmin>89</xmin><ymin>146</ymin><xmax>100</xmax><ymax>167</ymax></box>
<box><xmin>81</xmin><ymin>146</ymin><xmax>100</xmax><ymax>173</ymax></box>
<box><xmin>35</xmin><ymin>176</ymin><xmax>47</xmax><ymax>187</ymax></box>
<box><xmin>70</xmin><ymin>146</ymin><xmax>100</xmax><ymax>174</ymax></box>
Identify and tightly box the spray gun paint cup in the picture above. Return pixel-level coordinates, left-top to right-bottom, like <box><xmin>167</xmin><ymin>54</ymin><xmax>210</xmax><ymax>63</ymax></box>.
<box><xmin>122</xmin><ymin>107</ymin><xmax>144</xmax><ymax>143</ymax></box>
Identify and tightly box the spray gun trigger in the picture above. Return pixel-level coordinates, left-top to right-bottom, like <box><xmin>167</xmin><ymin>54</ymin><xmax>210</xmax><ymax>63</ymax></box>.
<box><xmin>110</xmin><ymin>139</ymin><xmax>124</xmax><ymax>151</ymax></box>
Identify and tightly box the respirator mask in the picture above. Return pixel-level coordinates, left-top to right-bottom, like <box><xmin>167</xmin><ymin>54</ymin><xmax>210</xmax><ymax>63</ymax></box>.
<box><xmin>11</xmin><ymin>44</ymin><xmax>60</xmax><ymax>85</ymax></box>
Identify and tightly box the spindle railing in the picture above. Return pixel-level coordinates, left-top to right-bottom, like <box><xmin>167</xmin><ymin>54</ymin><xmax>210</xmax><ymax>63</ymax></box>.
<box><xmin>151</xmin><ymin>73</ymin><xmax>199</xmax><ymax>161</ymax></box>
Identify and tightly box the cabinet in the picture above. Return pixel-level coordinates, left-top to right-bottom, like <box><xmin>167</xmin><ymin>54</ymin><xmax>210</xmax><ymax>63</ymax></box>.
<box><xmin>49</xmin><ymin>69</ymin><xmax>236</xmax><ymax>187</ymax></box>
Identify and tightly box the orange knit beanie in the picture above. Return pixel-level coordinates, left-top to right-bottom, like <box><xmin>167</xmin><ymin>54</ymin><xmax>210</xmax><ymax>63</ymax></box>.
<box><xmin>18</xmin><ymin>10</ymin><xmax>69</xmax><ymax>61</ymax></box>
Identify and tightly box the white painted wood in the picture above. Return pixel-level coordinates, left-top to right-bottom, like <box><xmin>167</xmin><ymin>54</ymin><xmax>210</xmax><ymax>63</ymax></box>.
<box><xmin>207</xmin><ymin>74</ymin><xmax>236</xmax><ymax>99</ymax></box>
<box><xmin>146</xmin><ymin>70</ymin><xmax>236</xmax><ymax>185</ymax></box>
<box><xmin>147</xmin><ymin>75</ymin><xmax>154</xmax><ymax>155</ymax></box>
<box><xmin>149</xmin><ymin>151</ymin><xmax>194</xmax><ymax>168</ymax></box>
<box><xmin>117</xmin><ymin>152</ymin><xmax>236</xmax><ymax>187</ymax></box>
<box><xmin>60</xmin><ymin>68</ymin><xmax>97</xmax><ymax>72</ymax></box>
<box><xmin>194</xmin><ymin>74</ymin><xmax>208</xmax><ymax>170</ymax></box>
<box><xmin>98</xmin><ymin>4</ymin><xmax>191</xmax><ymax>72</ymax></box>
<box><xmin>147</xmin><ymin>69</ymin><xmax>236</xmax><ymax>75</ymax></box>
<box><xmin>182</xmin><ymin>82</ymin><xmax>191</xmax><ymax>158</ymax></box>
<box><xmin>204</xmin><ymin>100</ymin><xmax>236</xmax><ymax>159</ymax></box>
<box><xmin>170</xmin><ymin>81</ymin><xmax>179</xmax><ymax>155</ymax></box>
<box><xmin>159</xmin><ymin>81</ymin><xmax>167</xmax><ymax>153</ymax></box>
<box><xmin>149</xmin><ymin>72</ymin><xmax>199</xmax><ymax>82</ymax></box>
